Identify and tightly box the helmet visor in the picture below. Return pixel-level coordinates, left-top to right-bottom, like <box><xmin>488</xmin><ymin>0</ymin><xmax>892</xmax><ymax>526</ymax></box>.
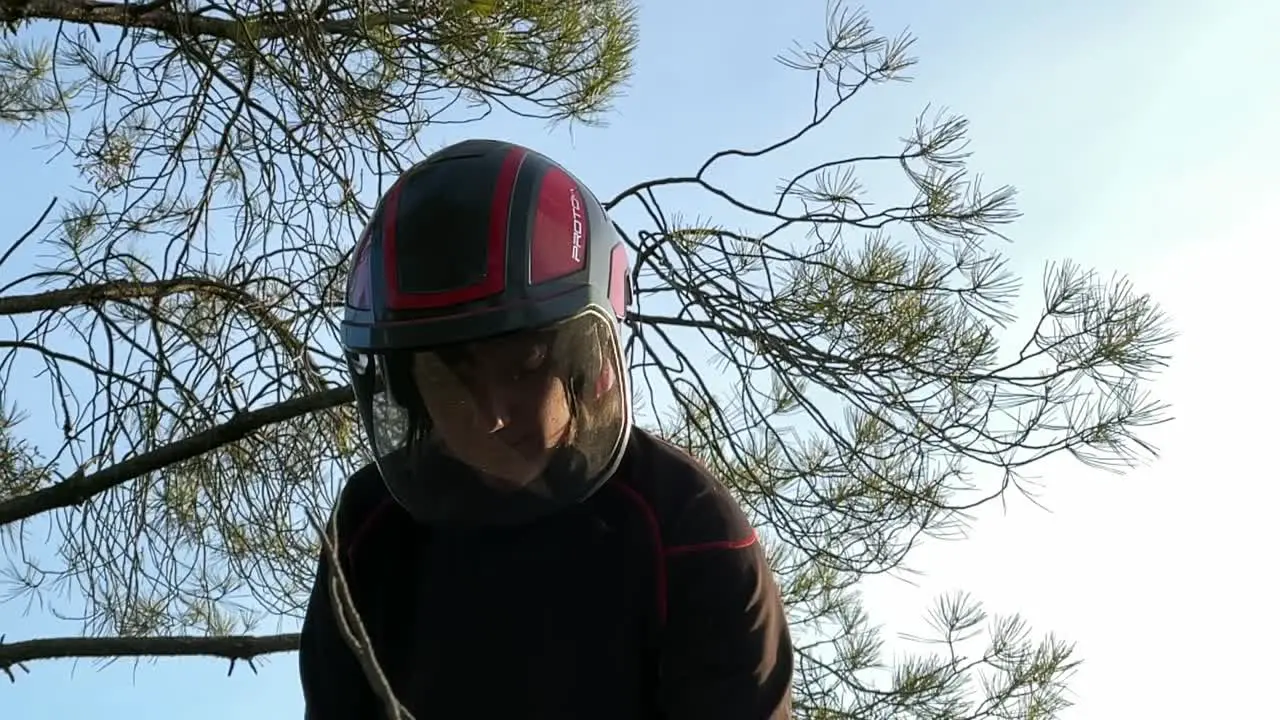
<box><xmin>349</xmin><ymin>309</ymin><xmax>629</xmax><ymax>525</ymax></box>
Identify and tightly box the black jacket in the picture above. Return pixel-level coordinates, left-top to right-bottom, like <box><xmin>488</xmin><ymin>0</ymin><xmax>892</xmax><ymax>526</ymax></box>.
<box><xmin>299</xmin><ymin>428</ymin><xmax>794</xmax><ymax>719</ymax></box>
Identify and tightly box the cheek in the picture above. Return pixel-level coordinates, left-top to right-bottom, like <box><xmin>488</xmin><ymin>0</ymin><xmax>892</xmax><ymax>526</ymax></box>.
<box><xmin>422</xmin><ymin>396</ymin><xmax>483</xmax><ymax>450</ymax></box>
<box><xmin>423</xmin><ymin>393</ymin><xmax>463</xmax><ymax>428</ymax></box>
<box><xmin>538</xmin><ymin>378</ymin><xmax>572</xmax><ymax>437</ymax></box>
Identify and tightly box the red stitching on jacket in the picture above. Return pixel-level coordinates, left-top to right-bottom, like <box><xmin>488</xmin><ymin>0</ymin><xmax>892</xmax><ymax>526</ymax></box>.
<box><xmin>665</xmin><ymin>530</ymin><xmax>758</xmax><ymax>557</ymax></box>
<box><xmin>611</xmin><ymin>482</ymin><xmax>668</xmax><ymax>626</ymax></box>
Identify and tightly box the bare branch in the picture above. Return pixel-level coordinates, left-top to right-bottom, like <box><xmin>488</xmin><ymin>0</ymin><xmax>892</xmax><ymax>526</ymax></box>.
<box><xmin>0</xmin><ymin>632</ymin><xmax>298</xmax><ymax>678</ymax></box>
<box><xmin>0</xmin><ymin>276</ymin><xmax>273</xmax><ymax>317</ymax></box>
<box><xmin>0</xmin><ymin>196</ymin><xmax>55</xmax><ymax>270</ymax></box>
<box><xmin>0</xmin><ymin>386</ymin><xmax>353</xmax><ymax>527</ymax></box>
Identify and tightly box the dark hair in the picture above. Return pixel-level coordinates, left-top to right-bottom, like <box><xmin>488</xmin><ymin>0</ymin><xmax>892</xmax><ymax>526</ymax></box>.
<box><xmin>559</xmin><ymin>313</ymin><xmax>626</xmax><ymax>467</ymax></box>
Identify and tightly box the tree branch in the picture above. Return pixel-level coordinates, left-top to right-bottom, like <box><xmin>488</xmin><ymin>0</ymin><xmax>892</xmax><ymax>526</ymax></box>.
<box><xmin>0</xmin><ymin>276</ymin><xmax>255</xmax><ymax>317</ymax></box>
<box><xmin>0</xmin><ymin>197</ymin><xmax>56</xmax><ymax>271</ymax></box>
<box><xmin>3</xmin><ymin>0</ymin><xmax>422</xmax><ymax>43</ymax></box>
<box><xmin>0</xmin><ymin>275</ymin><xmax>327</xmax><ymax>389</ymax></box>
<box><xmin>0</xmin><ymin>385</ymin><xmax>354</xmax><ymax>527</ymax></box>
<box><xmin>0</xmin><ymin>632</ymin><xmax>298</xmax><ymax>680</ymax></box>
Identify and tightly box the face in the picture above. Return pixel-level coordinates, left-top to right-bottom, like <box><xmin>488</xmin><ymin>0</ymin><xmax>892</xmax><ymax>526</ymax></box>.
<box><xmin>415</xmin><ymin>333</ymin><xmax>572</xmax><ymax>487</ymax></box>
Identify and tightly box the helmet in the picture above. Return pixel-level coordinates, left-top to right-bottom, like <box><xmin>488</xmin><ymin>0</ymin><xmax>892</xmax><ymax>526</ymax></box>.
<box><xmin>340</xmin><ymin>139</ymin><xmax>634</xmax><ymax>527</ymax></box>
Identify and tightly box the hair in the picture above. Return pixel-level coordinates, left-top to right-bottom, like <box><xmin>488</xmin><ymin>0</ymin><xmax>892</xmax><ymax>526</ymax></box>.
<box><xmin>556</xmin><ymin>308</ymin><xmax>628</xmax><ymax>471</ymax></box>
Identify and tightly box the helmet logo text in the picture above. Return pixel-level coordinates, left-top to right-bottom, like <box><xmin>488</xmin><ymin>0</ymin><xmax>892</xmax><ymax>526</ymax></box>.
<box><xmin>569</xmin><ymin>187</ymin><xmax>585</xmax><ymax>263</ymax></box>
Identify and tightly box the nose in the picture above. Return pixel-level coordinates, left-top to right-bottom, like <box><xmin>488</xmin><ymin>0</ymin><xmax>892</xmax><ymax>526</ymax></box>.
<box><xmin>473</xmin><ymin>385</ymin><xmax>512</xmax><ymax>434</ymax></box>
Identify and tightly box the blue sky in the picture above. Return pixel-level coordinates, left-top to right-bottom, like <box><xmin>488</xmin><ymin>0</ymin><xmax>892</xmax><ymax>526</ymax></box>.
<box><xmin>1</xmin><ymin>0</ymin><xmax>1276</xmax><ymax>717</ymax></box>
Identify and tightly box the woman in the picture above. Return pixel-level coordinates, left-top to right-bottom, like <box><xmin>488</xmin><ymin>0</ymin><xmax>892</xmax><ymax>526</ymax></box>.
<box><xmin>299</xmin><ymin>139</ymin><xmax>794</xmax><ymax>719</ymax></box>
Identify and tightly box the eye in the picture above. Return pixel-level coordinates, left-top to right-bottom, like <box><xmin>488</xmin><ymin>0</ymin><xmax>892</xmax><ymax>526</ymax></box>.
<box><xmin>522</xmin><ymin>344</ymin><xmax>549</xmax><ymax>372</ymax></box>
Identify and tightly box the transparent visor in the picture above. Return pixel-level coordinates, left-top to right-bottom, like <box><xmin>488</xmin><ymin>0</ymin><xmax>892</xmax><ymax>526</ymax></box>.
<box><xmin>348</xmin><ymin>310</ymin><xmax>629</xmax><ymax>525</ymax></box>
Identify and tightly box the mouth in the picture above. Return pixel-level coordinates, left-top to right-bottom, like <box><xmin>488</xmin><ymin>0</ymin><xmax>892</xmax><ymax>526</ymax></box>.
<box><xmin>497</xmin><ymin>430</ymin><xmax>544</xmax><ymax>459</ymax></box>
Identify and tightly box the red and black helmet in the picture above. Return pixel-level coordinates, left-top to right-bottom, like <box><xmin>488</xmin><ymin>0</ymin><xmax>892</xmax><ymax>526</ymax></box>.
<box><xmin>341</xmin><ymin>139</ymin><xmax>634</xmax><ymax>526</ymax></box>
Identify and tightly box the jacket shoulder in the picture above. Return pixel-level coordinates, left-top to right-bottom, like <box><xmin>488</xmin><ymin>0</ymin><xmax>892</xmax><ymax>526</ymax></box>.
<box><xmin>614</xmin><ymin>428</ymin><xmax>756</xmax><ymax>550</ymax></box>
<box><xmin>330</xmin><ymin>462</ymin><xmax>403</xmax><ymax>563</ymax></box>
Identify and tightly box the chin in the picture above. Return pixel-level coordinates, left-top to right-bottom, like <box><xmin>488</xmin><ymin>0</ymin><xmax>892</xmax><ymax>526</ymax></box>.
<box><xmin>483</xmin><ymin>463</ymin><xmax>545</xmax><ymax>489</ymax></box>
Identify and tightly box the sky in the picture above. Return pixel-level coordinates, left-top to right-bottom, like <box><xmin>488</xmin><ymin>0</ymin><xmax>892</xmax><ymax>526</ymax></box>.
<box><xmin>1</xmin><ymin>0</ymin><xmax>1276</xmax><ymax>717</ymax></box>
